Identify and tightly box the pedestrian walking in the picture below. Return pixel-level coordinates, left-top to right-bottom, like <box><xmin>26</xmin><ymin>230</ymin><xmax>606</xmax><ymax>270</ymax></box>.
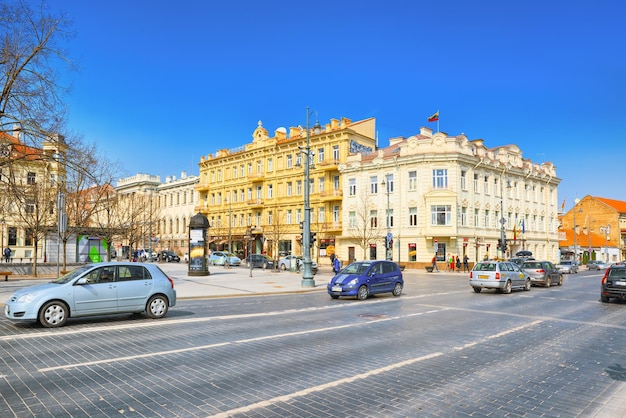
<box><xmin>463</xmin><ymin>254</ymin><xmax>470</xmax><ymax>272</ymax></box>
<box><xmin>448</xmin><ymin>255</ymin><xmax>454</xmax><ymax>272</ymax></box>
<box><xmin>4</xmin><ymin>246</ymin><xmax>11</xmax><ymax>263</ymax></box>
<box><xmin>455</xmin><ymin>256</ymin><xmax>461</xmax><ymax>272</ymax></box>
<box><xmin>431</xmin><ymin>254</ymin><xmax>439</xmax><ymax>272</ymax></box>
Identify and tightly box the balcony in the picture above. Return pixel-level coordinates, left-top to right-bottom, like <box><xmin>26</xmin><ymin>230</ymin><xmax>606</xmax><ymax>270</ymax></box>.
<box><xmin>247</xmin><ymin>173</ymin><xmax>265</xmax><ymax>182</ymax></box>
<box><xmin>318</xmin><ymin>189</ymin><xmax>343</xmax><ymax>201</ymax></box>
<box><xmin>247</xmin><ymin>199</ymin><xmax>264</xmax><ymax>208</ymax></box>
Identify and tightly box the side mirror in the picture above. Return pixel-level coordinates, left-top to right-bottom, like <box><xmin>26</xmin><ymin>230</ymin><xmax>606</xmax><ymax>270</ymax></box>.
<box><xmin>75</xmin><ymin>277</ymin><xmax>88</xmax><ymax>285</ymax></box>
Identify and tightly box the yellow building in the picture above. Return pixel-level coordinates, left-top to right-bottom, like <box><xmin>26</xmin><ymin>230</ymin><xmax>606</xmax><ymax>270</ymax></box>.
<box><xmin>196</xmin><ymin>117</ymin><xmax>376</xmax><ymax>263</ymax></box>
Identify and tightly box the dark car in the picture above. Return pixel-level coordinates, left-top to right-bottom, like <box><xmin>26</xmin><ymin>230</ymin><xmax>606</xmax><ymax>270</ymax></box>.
<box><xmin>327</xmin><ymin>260</ymin><xmax>403</xmax><ymax>300</ymax></box>
<box><xmin>246</xmin><ymin>254</ymin><xmax>274</xmax><ymax>269</ymax></box>
<box><xmin>521</xmin><ymin>260</ymin><xmax>563</xmax><ymax>287</ymax></box>
<box><xmin>601</xmin><ymin>262</ymin><xmax>626</xmax><ymax>303</ymax></box>
<box><xmin>159</xmin><ymin>250</ymin><xmax>180</xmax><ymax>263</ymax></box>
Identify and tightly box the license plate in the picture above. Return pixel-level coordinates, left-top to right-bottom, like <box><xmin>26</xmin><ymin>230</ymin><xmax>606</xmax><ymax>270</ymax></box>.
<box><xmin>478</xmin><ymin>275</ymin><xmax>489</xmax><ymax>279</ymax></box>
<box><xmin>615</xmin><ymin>281</ymin><xmax>626</xmax><ymax>286</ymax></box>
<box><xmin>332</xmin><ymin>285</ymin><xmax>342</xmax><ymax>292</ymax></box>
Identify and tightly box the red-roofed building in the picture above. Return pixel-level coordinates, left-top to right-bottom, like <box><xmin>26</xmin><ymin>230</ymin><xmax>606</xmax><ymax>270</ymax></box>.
<box><xmin>559</xmin><ymin>196</ymin><xmax>626</xmax><ymax>263</ymax></box>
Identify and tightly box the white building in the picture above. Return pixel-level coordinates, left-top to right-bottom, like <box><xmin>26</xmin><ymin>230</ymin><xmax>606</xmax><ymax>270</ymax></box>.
<box><xmin>338</xmin><ymin>127</ymin><xmax>561</xmax><ymax>266</ymax></box>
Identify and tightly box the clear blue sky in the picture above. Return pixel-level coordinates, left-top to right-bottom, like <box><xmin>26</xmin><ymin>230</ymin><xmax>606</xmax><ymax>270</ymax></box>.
<box><xmin>59</xmin><ymin>0</ymin><xmax>626</xmax><ymax>209</ymax></box>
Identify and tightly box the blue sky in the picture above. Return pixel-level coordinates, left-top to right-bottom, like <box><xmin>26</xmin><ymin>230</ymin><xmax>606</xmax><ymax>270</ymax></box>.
<box><xmin>58</xmin><ymin>0</ymin><xmax>626</xmax><ymax>209</ymax></box>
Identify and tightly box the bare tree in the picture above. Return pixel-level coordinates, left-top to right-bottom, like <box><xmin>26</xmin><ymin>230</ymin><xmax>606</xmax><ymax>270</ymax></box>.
<box><xmin>346</xmin><ymin>190</ymin><xmax>383</xmax><ymax>260</ymax></box>
<box><xmin>0</xmin><ymin>0</ymin><xmax>75</xmax><ymax>152</ymax></box>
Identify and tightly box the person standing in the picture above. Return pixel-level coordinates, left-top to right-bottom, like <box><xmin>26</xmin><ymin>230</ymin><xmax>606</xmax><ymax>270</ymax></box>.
<box><xmin>455</xmin><ymin>256</ymin><xmax>461</xmax><ymax>272</ymax></box>
<box><xmin>333</xmin><ymin>256</ymin><xmax>341</xmax><ymax>274</ymax></box>
<box><xmin>463</xmin><ymin>254</ymin><xmax>470</xmax><ymax>272</ymax></box>
<box><xmin>449</xmin><ymin>255</ymin><xmax>454</xmax><ymax>272</ymax></box>
<box><xmin>3</xmin><ymin>247</ymin><xmax>10</xmax><ymax>263</ymax></box>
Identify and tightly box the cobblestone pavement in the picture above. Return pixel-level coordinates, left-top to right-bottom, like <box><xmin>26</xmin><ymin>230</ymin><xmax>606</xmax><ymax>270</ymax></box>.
<box><xmin>0</xmin><ymin>267</ymin><xmax>625</xmax><ymax>417</ymax></box>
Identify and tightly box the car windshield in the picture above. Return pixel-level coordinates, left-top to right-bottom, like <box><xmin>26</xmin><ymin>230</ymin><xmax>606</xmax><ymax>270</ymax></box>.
<box><xmin>341</xmin><ymin>262</ymin><xmax>371</xmax><ymax>274</ymax></box>
<box><xmin>52</xmin><ymin>265</ymin><xmax>92</xmax><ymax>284</ymax></box>
<box><xmin>560</xmin><ymin>261</ymin><xmax>572</xmax><ymax>265</ymax></box>
<box><xmin>474</xmin><ymin>262</ymin><xmax>497</xmax><ymax>271</ymax></box>
<box><xmin>225</xmin><ymin>253</ymin><xmax>237</xmax><ymax>257</ymax></box>
<box><xmin>608</xmin><ymin>267</ymin><xmax>626</xmax><ymax>279</ymax></box>
<box><xmin>523</xmin><ymin>262</ymin><xmax>543</xmax><ymax>269</ymax></box>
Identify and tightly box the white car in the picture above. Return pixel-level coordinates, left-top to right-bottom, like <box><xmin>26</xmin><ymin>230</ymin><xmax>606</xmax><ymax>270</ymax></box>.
<box><xmin>556</xmin><ymin>260</ymin><xmax>579</xmax><ymax>274</ymax></box>
<box><xmin>278</xmin><ymin>255</ymin><xmax>318</xmax><ymax>274</ymax></box>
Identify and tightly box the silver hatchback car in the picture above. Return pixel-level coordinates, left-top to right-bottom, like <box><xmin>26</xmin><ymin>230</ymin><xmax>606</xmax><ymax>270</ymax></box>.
<box><xmin>4</xmin><ymin>262</ymin><xmax>176</xmax><ymax>328</ymax></box>
<box><xmin>469</xmin><ymin>261</ymin><xmax>531</xmax><ymax>294</ymax></box>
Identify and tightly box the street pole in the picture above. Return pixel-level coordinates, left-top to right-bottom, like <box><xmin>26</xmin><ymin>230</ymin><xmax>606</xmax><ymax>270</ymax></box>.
<box><xmin>301</xmin><ymin>107</ymin><xmax>320</xmax><ymax>288</ymax></box>
<box><xmin>382</xmin><ymin>175</ymin><xmax>391</xmax><ymax>261</ymax></box>
<box><xmin>573</xmin><ymin>198</ymin><xmax>579</xmax><ymax>264</ymax></box>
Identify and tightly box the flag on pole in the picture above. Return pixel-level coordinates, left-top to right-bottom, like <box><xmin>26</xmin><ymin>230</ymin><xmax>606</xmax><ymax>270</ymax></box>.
<box><xmin>513</xmin><ymin>224</ymin><xmax>517</xmax><ymax>240</ymax></box>
<box><xmin>560</xmin><ymin>198</ymin><xmax>566</xmax><ymax>211</ymax></box>
<box><xmin>521</xmin><ymin>219</ymin><xmax>525</xmax><ymax>234</ymax></box>
<box><xmin>427</xmin><ymin>111</ymin><xmax>439</xmax><ymax>122</ymax></box>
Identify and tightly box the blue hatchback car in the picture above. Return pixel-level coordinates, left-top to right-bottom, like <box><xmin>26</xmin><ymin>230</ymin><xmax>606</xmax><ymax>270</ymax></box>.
<box><xmin>4</xmin><ymin>262</ymin><xmax>176</xmax><ymax>328</ymax></box>
<box><xmin>327</xmin><ymin>260</ymin><xmax>404</xmax><ymax>300</ymax></box>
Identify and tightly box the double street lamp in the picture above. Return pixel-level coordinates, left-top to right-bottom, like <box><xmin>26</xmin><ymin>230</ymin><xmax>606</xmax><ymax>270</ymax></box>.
<box><xmin>301</xmin><ymin>107</ymin><xmax>321</xmax><ymax>288</ymax></box>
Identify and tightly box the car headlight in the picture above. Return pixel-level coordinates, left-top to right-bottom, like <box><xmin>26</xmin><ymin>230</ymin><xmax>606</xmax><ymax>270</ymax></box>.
<box><xmin>347</xmin><ymin>278</ymin><xmax>358</xmax><ymax>286</ymax></box>
<box><xmin>16</xmin><ymin>293</ymin><xmax>37</xmax><ymax>303</ymax></box>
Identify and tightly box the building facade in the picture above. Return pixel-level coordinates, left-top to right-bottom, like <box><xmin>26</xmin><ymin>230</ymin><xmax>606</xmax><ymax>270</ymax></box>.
<box><xmin>195</xmin><ymin>117</ymin><xmax>377</xmax><ymax>261</ymax></box>
<box><xmin>559</xmin><ymin>195</ymin><xmax>626</xmax><ymax>263</ymax></box>
<box><xmin>338</xmin><ymin>127</ymin><xmax>561</xmax><ymax>266</ymax></box>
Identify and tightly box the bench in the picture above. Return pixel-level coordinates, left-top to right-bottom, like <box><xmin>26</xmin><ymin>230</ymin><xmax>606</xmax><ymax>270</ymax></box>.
<box><xmin>0</xmin><ymin>271</ymin><xmax>12</xmax><ymax>281</ymax></box>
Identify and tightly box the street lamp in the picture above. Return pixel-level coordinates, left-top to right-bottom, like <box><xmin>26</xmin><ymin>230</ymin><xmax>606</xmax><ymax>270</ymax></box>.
<box><xmin>381</xmin><ymin>174</ymin><xmax>392</xmax><ymax>261</ymax></box>
<box><xmin>0</xmin><ymin>216</ymin><xmax>5</xmax><ymax>253</ymax></box>
<box><xmin>573</xmin><ymin>198</ymin><xmax>580</xmax><ymax>264</ymax></box>
<box><xmin>499</xmin><ymin>175</ymin><xmax>507</xmax><ymax>259</ymax></box>
<box><xmin>301</xmin><ymin>107</ymin><xmax>321</xmax><ymax>288</ymax></box>
<box><xmin>600</xmin><ymin>224</ymin><xmax>611</xmax><ymax>263</ymax></box>
<box><xmin>226</xmin><ymin>196</ymin><xmax>232</xmax><ymax>253</ymax></box>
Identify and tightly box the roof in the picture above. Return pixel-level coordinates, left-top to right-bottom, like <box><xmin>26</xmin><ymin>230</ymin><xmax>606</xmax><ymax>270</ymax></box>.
<box><xmin>595</xmin><ymin>197</ymin><xmax>626</xmax><ymax>214</ymax></box>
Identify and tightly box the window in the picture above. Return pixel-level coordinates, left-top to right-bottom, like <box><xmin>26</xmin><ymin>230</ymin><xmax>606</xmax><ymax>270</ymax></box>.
<box><xmin>318</xmin><ymin>177</ymin><xmax>324</xmax><ymax>193</ymax></box>
<box><xmin>25</xmin><ymin>228</ymin><xmax>33</xmax><ymax>246</ymax></box>
<box><xmin>287</xmin><ymin>210</ymin><xmax>293</xmax><ymax>224</ymax></box>
<box><xmin>431</xmin><ymin>205</ymin><xmax>452</xmax><ymax>226</ymax></box>
<box><xmin>287</xmin><ymin>154</ymin><xmax>293</xmax><ymax>168</ymax></box>
<box><xmin>268</xmin><ymin>211</ymin><xmax>273</xmax><ymax>225</ymax></box>
<box><xmin>256</xmin><ymin>186</ymin><xmax>262</xmax><ymax>199</ymax></box>
<box><xmin>240</xmin><ymin>165</ymin><xmax>245</xmax><ymax>177</ymax></box>
<box><xmin>296</xmin><ymin>154</ymin><xmax>302</xmax><ymax>167</ymax></box>
<box><xmin>370</xmin><ymin>210</ymin><xmax>378</xmax><ymax>228</ymax></box>
<box><xmin>333</xmin><ymin>145</ymin><xmax>339</xmax><ymax>160</ymax></box>
<box><xmin>386</xmin><ymin>209</ymin><xmax>394</xmax><ymax>228</ymax></box>
<box><xmin>247</xmin><ymin>163</ymin><xmax>252</xmax><ymax>175</ymax></box>
<box><xmin>349</xmin><ymin>178</ymin><xmax>356</xmax><ymax>196</ymax></box>
<box><xmin>408</xmin><ymin>171</ymin><xmax>417</xmax><ymax>191</ymax></box>
<box><xmin>27</xmin><ymin>172</ymin><xmax>36</xmax><ymax>185</ymax></box>
<box><xmin>309</xmin><ymin>178</ymin><xmax>314</xmax><ymax>194</ymax></box>
<box><xmin>432</xmin><ymin>169</ymin><xmax>447</xmax><ymax>189</ymax></box>
<box><xmin>26</xmin><ymin>199</ymin><xmax>35</xmax><ymax>214</ymax></box>
<box><xmin>296</xmin><ymin>209</ymin><xmax>302</xmax><ymax>224</ymax></box>
<box><xmin>385</xmin><ymin>174</ymin><xmax>394</xmax><ymax>193</ymax></box>
<box><xmin>349</xmin><ymin>211</ymin><xmax>356</xmax><ymax>228</ymax></box>
<box><xmin>217</xmin><ymin>169</ymin><xmax>222</xmax><ymax>181</ymax></box>
<box><xmin>267</xmin><ymin>184</ymin><xmax>273</xmax><ymax>198</ymax></box>
<box><xmin>409</xmin><ymin>207</ymin><xmax>417</xmax><ymax>226</ymax></box>
<box><xmin>286</xmin><ymin>182</ymin><xmax>293</xmax><ymax>196</ymax></box>
<box><xmin>233</xmin><ymin>166</ymin><xmax>237</xmax><ymax>178</ymax></box>
<box><xmin>8</xmin><ymin>227</ymin><xmax>16</xmax><ymax>246</ymax></box>
<box><xmin>296</xmin><ymin>180</ymin><xmax>302</xmax><ymax>195</ymax></box>
<box><xmin>333</xmin><ymin>205</ymin><xmax>340</xmax><ymax>223</ymax></box>
<box><xmin>461</xmin><ymin>207</ymin><xmax>467</xmax><ymax>226</ymax></box>
<box><xmin>318</xmin><ymin>148</ymin><xmax>324</xmax><ymax>162</ymax></box>
<box><xmin>461</xmin><ymin>170</ymin><xmax>467</xmax><ymax>190</ymax></box>
<box><xmin>267</xmin><ymin>158</ymin><xmax>273</xmax><ymax>172</ymax></box>
<box><xmin>247</xmin><ymin>188</ymin><xmax>252</xmax><ymax>200</ymax></box>
<box><xmin>333</xmin><ymin>175</ymin><xmax>340</xmax><ymax>190</ymax></box>
<box><xmin>256</xmin><ymin>212</ymin><xmax>261</xmax><ymax>226</ymax></box>
<box><xmin>318</xmin><ymin>207</ymin><xmax>325</xmax><ymax>223</ymax></box>
<box><xmin>484</xmin><ymin>209</ymin><xmax>490</xmax><ymax>228</ymax></box>
<box><xmin>473</xmin><ymin>174</ymin><xmax>479</xmax><ymax>192</ymax></box>
<box><xmin>240</xmin><ymin>189</ymin><xmax>244</xmax><ymax>202</ymax></box>
<box><xmin>484</xmin><ymin>176</ymin><xmax>489</xmax><ymax>194</ymax></box>
<box><xmin>370</xmin><ymin>176</ymin><xmax>378</xmax><ymax>194</ymax></box>
<box><xmin>474</xmin><ymin>209</ymin><xmax>479</xmax><ymax>227</ymax></box>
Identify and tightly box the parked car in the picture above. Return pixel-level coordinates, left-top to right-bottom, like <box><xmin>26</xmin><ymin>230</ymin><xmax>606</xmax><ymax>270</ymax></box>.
<box><xmin>159</xmin><ymin>250</ymin><xmax>180</xmax><ymax>263</ymax></box>
<box><xmin>277</xmin><ymin>255</ymin><xmax>318</xmax><ymax>274</ymax></box>
<box><xmin>521</xmin><ymin>260</ymin><xmax>563</xmax><ymax>287</ymax></box>
<box><xmin>556</xmin><ymin>260</ymin><xmax>579</xmax><ymax>274</ymax></box>
<box><xmin>209</xmin><ymin>251</ymin><xmax>242</xmax><ymax>266</ymax></box>
<box><xmin>509</xmin><ymin>257</ymin><xmax>534</xmax><ymax>266</ymax></box>
<box><xmin>469</xmin><ymin>260</ymin><xmax>531</xmax><ymax>294</ymax></box>
<box><xmin>327</xmin><ymin>260</ymin><xmax>403</xmax><ymax>300</ymax></box>
<box><xmin>246</xmin><ymin>254</ymin><xmax>274</xmax><ymax>269</ymax></box>
<box><xmin>601</xmin><ymin>262</ymin><xmax>626</xmax><ymax>303</ymax></box>
<box><xmin>4</xmin><ymin>262</ymin><xmax>176</xmax><ymax>328</ymax></box>
<box><xmin>587</xmin><ymin>260</ymin><xmax>610</xmax><ymax>270</ymax></box>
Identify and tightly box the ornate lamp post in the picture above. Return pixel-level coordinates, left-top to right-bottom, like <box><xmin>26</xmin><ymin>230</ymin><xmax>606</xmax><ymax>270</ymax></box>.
<box><xmin>573</xmin><ymin>198</ymin><xmax>580</xmax><ymax>264</ymax></box>
<box><xmin>381</xmin><ymin>174</ymin><xmax>392</xmax><ymax>260</ymax></box>
<box><xmin>301</xmin><ymin>107</ymin><xmax>321</xmax><ymax>287</ymax></box>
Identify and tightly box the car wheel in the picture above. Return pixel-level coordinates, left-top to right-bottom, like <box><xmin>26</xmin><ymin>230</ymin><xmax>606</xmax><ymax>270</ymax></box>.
<box><xmin>558</xmin><ymin>275</ymin><xmax>563</xmax><ymax>286</ymax></box>
<box><xmin>503</xmin><ymin>280</ymin><xmax>512</xmax><ymax>294</ymax></box>
<box><xmin>544</xmin><ymin>277</ymin><xmax>551</xmax><ymax>288</ymax></box>
<box><xmin>392</xmin><ymin>282</ymin><xmax>403</xmax><ymax>297</ymax></box>
<box><xmin>524</xmin><ymin>278</ymin><xmax>531</xmax><ymax>291</ymax></box>
<box><xmin>262</xmin><ymin>262</ymin><xmax>267</xmax><ymax>269</ymax></box>
<box><xmin>472</xmin><ymin>286</ymin><xmax>482</xmax><ymax>293</ymax></box>
<box><xmin>146</xmin><ymin>295</ymin><xmax>169</xmax><ymax>319</ymax></box>
<box><xmin>280</xmin><ymin>264</ymin><xmax>286</xmax><ymax>270</ymax></box>
<box><xmin>357</xmin><ymin>285</ymin><xmax>369</xmax><ymax>300</ymax></box>
<box><xmin>39</xmin><ymin>300</ymin><xmax>68</xmax><ymax>328</ymax></box>
<box><xmin>601</xmin><ymin>294</ymin><xmax>610</xmax><ymax>303</ymax></box>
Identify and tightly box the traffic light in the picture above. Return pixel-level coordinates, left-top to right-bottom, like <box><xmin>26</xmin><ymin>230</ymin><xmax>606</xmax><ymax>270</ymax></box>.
<box><xmin>310</xmin><ymin>232</ymin><xmax>317</xmax><ymax>244</ymax></box>
<box><xmin>502</xmin><ymin>239</ymin><xmax>507</xmax><ymax>252</ymax></box>
<box><xmin>497</xmin><ymin>238</ymin><xmax>502</xmax><ymax>249</ymax></box>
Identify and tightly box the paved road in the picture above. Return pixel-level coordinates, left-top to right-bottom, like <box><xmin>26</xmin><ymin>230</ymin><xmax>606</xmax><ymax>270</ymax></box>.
<box><xmin>1</xmin><ymin>267</ymin><xmax>625</xmax><ymax>417</ymax></box>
